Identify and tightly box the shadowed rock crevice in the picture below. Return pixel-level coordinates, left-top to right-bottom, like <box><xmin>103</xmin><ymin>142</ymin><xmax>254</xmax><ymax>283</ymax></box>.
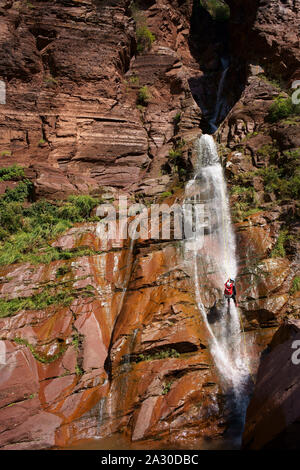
<box><xmin>187</xmin><ymin>0</ymin><xmax>249</xmax><ymax>133</ymax></box>
<box><xmin>122</xmin><ymin>341</ymin><xmax>201</xmax><ymax>364</ymax></box>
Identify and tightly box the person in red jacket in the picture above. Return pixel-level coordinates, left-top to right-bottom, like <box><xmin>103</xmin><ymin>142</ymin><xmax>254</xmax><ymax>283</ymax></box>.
<box><xmin>224</xmin><ymin>278</ymin><xmax>238</xmax><ymax>307</ymax></box>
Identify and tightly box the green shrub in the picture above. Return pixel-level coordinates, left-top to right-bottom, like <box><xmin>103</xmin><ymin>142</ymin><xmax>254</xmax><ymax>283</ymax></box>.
<box><xmin>290</xmin><ymin>276</ymin><xmax>300</xmax><ymax>295</ymax></box>
<box><xmin>164</xmin><ymin>140</ymin><xmax>188</xmax><ymax>181</ymax></box>
<box><xmin>56</xmin><ymin>265</ymin><xmax>71</xmax><ymax>277</ymax></box>
<box><xmin>136</xmin><ymin>25</ymin><xmax>155</xmax><ymax>53</ymax></box>
<box><xmin>162</xmin><ymin>381</ymin><xmax>174</xmax><ymax>395</ymax></box>
<box><xmin>68</xmin><ymin>195</ymin><xmax>99</xmax><ymax>218</ymax></box>
<box><xmin>75</xmin><ymin>365</ymin><xmax>84</xmax><ymax>376</ymax></box>
<box><xmin>38</xmin><ymin>138</ymin><xmax>46</xmax><ymax>147</ymax></box>
<box><xmin>232</xmin><ymin>171</ymin><xmax>256</xmax><ymax>186</ymax></box>
<box><xmin>280</xmin><ymin>149</ymin><xmax>300</xmax><ymax>176</ymax></box>
<box><xmin>0</xmin><ymin>282</ymin><xmax>95</xmax><ymax>318</ymax></box>
<box><xmin>257</xmin><ymin>164</ymin><xmax>300</xmax><ymax>200</ymax></box>
<box><xmin>168</xmin><ymin>148</ymin><xmax>183</xmax><ymax>161</ymax></box>
<box><xmin>129</xmin><ymin>75</ymin><xmax>139</xmax><ymax>85</ymax></box>
<box><xmin>173</xmin><ymin>112</ymin><xmax>181</xmax><ymax>124</ymax></box>
<box><xmin>200</xmin><ymin>0</ymin><xmax>230</xmax><ymax>21</ymax></box>
<box><xmin>232</xmin><ymin>202</ymin><xmax>261</xmax><ymax>223</ymax></box>
<box><xmin>0</xmin><ymin>173</ymin><xmax>100</xmax><ymax>266</ymax></box>
<box><xmin>230</xmin><ymin>186</ymin><xmax>255</xmax><ymax>199</ymax></box>
<box><xmin>57</xmin><ymin>203</ymin><xmax>81</xmax><ymax>222</ymax></box>
<box><xmin>0</xmin><ymin>227</ymin><xmax>9</xmax><ymax>241</ymax></box>
<box><xmin>2</xmin><ymin>180</ymin><xmax>32</xmax><ymax>203</ymax></box>
<box><xmin>0</xmin><ymin>202</ymin><xmax>23</xmax><ymax>233</ymax></box>
<box><xmin>257</xmin><ymin>144</ymin><xmax>279</xmax><ymax>163</ymax></box>
<box><xmin>136</xmin><ymin>348</ymin><xmax>180</xmax><ymax>363</ymax></box>
<box><xmin>137</xmin><ymin>86</ymin><xmax>151</xmax><ymax>106</ymax></box>
<box><xmin>0</xmin><ymin>150</ymin><xmax>12</xmax><ymax>157</ymax></box>
<box><xmin>0</xmin><ymin>165</ymin><xmax>25</xmax><ymax>181</ymax></box>
<box><xmin>267</xmin><ymin>96</ymin><xmax>298</xmax><ymax>122</ymax></box>
<box><xmin>160</xmin><ymin>191</ymin><xmax>172</xmax><ymax>199</ymax></box>
<box><xmin>271</xmin><ymin>229</ymin><xmax>289</xmax><ymax>258</ymax></box>
<box><xmin>131</xmin><ymin>3</ymin><xmax>155</xmax><ymax>54</ymax></box>
<box><xmin>231</xmin><ymin>183</ymin><xmax>261</xmax><ymax>222</ymax></box>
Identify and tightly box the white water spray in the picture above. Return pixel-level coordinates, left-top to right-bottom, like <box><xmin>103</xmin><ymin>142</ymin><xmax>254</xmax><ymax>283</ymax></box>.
<box><xmin>184</xmin><ymin>135</ymin><xmax>250</xmax><ymax>428</ymax></box>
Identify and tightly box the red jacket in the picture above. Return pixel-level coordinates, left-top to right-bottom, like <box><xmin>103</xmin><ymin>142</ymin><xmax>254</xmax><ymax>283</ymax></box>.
<box><xmin>224</xmin><ymin>280</ymin><xmax>236</xmax><ymax>297</ymax></box>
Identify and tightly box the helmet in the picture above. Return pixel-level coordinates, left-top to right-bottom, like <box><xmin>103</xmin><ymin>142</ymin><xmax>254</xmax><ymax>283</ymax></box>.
<box><xmin>230</xmin><ymin>278</ymin><xmax>235</xmax><ymax>282</ymax></box>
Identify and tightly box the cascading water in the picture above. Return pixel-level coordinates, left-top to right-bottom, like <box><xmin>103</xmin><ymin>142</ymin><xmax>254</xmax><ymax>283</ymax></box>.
<box><xmin>209</xmin><ymin>56</ymin><xmax>230</xmax><ymax>134</ymax></box>
<box><xmin>183</xmin><ymin>134</ymin><xmax>251</xmax><ymax>442</ymax></box>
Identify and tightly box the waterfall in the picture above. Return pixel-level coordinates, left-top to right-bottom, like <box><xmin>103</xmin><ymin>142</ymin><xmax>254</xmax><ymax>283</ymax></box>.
<box><xmin>97</xmin><ymin>397</ymin><xmax>107</xmax><ymax>436</ymax></box>
<box><xmin>209</xmin><ymin>57</ymin><xmax>229</xmax><ymax>133</ymax></box>
<box><xmin>183</xmin><ymin>134</ymin><xmax>250</xmax><ymax>440</ymax></box>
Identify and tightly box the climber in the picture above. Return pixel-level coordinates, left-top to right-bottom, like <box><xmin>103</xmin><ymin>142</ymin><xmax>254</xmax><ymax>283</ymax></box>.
<box><xmin>224</xmin><ymin>278</ymin><xmax>238</xmax><ymax>308</ymax></box>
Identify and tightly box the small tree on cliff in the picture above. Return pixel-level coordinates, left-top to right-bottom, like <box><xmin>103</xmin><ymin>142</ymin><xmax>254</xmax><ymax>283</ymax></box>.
<box><xmin>130</xmin><ymin>2</ymin><xmax>155</xmax><ymax>53</ymax></box>
<box><xmin>136</xmin><ymin>25</ymin><xmax>155</xmax><ymax>53</ymax></box>
<box><xmin>137</xmin><ymin>86</ymin><xmax>151</xmax><ymax>106</ymax></box>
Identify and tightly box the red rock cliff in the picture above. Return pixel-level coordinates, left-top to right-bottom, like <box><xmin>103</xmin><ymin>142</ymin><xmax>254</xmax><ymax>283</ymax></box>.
<box><xmin>0</xmin><ymin>0</ymin><xmax>299</xmax><ymax>450</ymax></box>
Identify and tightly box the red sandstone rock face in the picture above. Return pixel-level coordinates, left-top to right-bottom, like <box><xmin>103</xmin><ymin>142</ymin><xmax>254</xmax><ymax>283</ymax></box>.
<box><xmin>108</xmin><ymin>242</ymin><xmax>226</xmax><ymax>444</ymax></box>
<box><xmin>0</xmin><ymin>1</ymin><xmax>208</xmax><ymax>447</ymax></box>
<box><xmin>226</xmin><ymin>0</ymin><xmax>300</xmax><ymax>80</ymax></box>
<box><xmin>242</xmin><ymin>319</ymin><xmax>300</xmax><ymax>449</ymax></box>
<box><xmin>0</xmin><ymin>223</ymin><xmax>229</xmax><ymax>449</ymax></box>
<box><xmin>0</xmin><ymin>225</ymin><xmax>133</xmax><ymax>448</ymax></box>
<box><xmin>0</xmin><ymin>209</ymin><xmax>292</xmax><ymax>449</ymax></box>
<box><xmin>0</xmin><ymin>0</ymin><xmax>201</xmax><ymax>198</ymax></box>
<box><xmin>0</xmin><ymin>0</ymin><xmax>299</xmax><ymax>451</ymax></box>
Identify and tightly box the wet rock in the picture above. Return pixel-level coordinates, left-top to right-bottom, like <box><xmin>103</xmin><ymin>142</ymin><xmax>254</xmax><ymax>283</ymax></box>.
<box><xmin>243</xmin><ymin>320</ymin><xmax>300</xmax><ymax>449</ymax></box>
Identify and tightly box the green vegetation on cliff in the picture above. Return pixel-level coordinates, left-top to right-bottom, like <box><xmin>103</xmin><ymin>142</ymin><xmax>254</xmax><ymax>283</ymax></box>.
<box><xmin>137</xmin><ymin>85</ymin><xmax>151</xmax><ymax>106</ymax></box>
<box><xmin>0</xmin><ymin>165</ymin><xmax>25</xmax><ymax>181</ymax></box>
<box><xmin>271</xmin><ymin>229</ymin><xmax>289</xmax><ymax>258</ymax></box>
<box><xmin>200</xmin><ymin>0</ymin><xmax>230</xmax><ymax>22</ymax></box>
<box><xmin>136</xmin><ymin>25</ymin><xmax>155</xmax><ymax>53</ymax></box>
<box><xmin>136</xmin><ymin>348</ymin><xmax>181</xmax><ymax>363</ymax></box>
<box><xmin>231</xmin><ymin>184</ymin><xmax>261</xmax><ymax>222</ymax></box>
<box><xmin>290</xmin><ymin>277</ymin><xmax>300</xmax><ymax>295</ymax></box>
<box><xmin>13</xmin><ymin>337</ymin><xmax>67</xmax><ymax>364</ymax></box>
<box><xmin>131</xmin><ymin>2</ymin><xmax>155</xmax><ymax>53</ymax></box>
<box><xmin>268</xmin><ymin>95</ymin><xmax>300</xmax><ymax>122</ymax></box>
<box><xmin>0</xmin><ymin>166</ymin><xmax>101</xmax><ymax>266</ymax></box>
<box><xmin>0</xmin><ymin>281</ymin><xmax>96</xmax><ymax>318</ymax></box>
<box><xmin>230</xmin><ymin>147</ymin><xmax>299</xmax><ymax>223</ymax></box>
<box><xmin>259</xmin><ymin>149</ymin><xmax>300</xmax><ymax>200</ymax></box>
<box><xmin>161</xmin><ymin>139</ymin><xmax>188</xmax><ymax>182</ymax></box>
